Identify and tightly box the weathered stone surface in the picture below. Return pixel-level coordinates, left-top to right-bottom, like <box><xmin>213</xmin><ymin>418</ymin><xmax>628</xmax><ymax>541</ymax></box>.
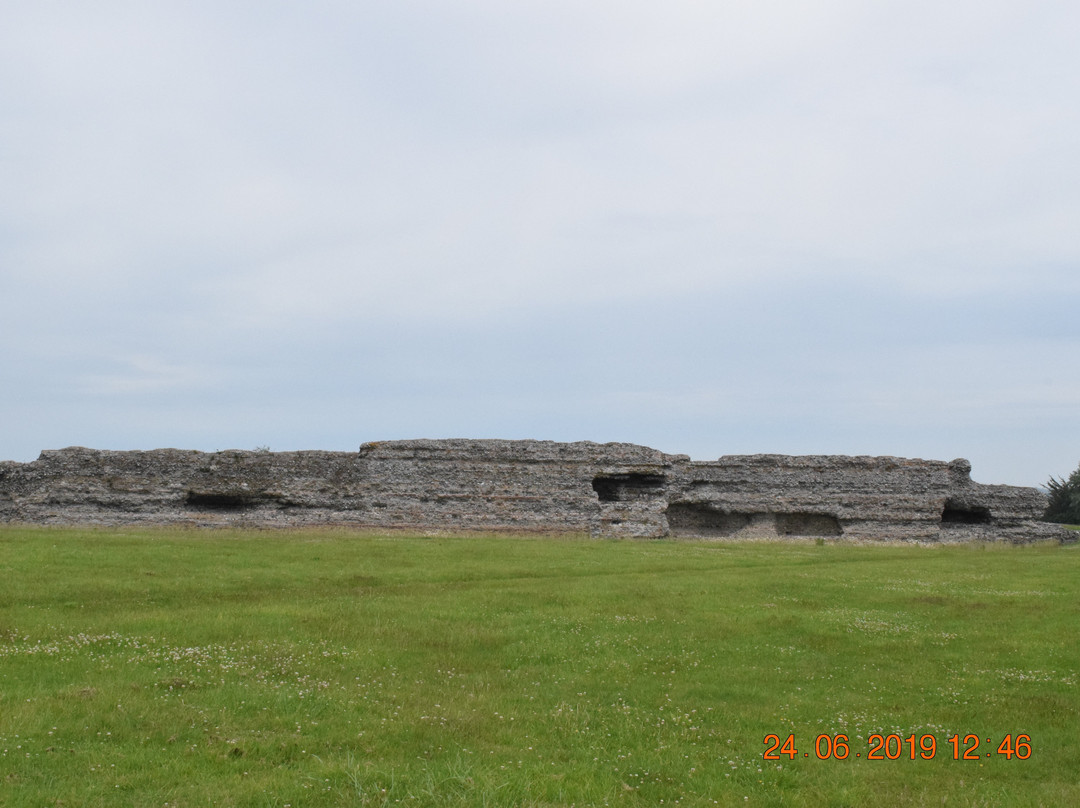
<box><xmin>0</xmin><ymin>440</ymin><xmax>1067</xmax><ymax>542</ymax></box>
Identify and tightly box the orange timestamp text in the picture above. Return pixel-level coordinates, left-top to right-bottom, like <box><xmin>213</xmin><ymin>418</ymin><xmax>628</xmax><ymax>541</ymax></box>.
<box><xmin>763</xmin><ymin>733</ymin><xmax>1032</xmax><ymax>761</ymax></box>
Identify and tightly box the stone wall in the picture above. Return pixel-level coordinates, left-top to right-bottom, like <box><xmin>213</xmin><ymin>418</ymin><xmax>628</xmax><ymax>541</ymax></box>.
<box><xmin>0</xmin><ymin>440</ymin><xmax>1067</xmax><ymax>541</ymax></box>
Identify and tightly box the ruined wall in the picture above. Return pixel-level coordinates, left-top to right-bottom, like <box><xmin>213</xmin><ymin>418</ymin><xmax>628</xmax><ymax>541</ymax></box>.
<box><xmin>0</xmin><ymin>440</ymin><xmax>1066</xmax><ymax>542</ymax></box>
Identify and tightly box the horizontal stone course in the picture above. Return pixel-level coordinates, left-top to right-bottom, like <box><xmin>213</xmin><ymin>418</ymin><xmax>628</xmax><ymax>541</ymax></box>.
<box><xmin>0</xmin><ymin>440</ymin><xmax>1067</xmax><ymax>542</ymax></box>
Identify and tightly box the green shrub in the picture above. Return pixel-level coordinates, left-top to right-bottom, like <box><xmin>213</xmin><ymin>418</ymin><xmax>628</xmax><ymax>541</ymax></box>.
<box><xmin>1045</xmin><ymin>462</ymin><xmax>1080</xmax><ymax>524</ymax></box>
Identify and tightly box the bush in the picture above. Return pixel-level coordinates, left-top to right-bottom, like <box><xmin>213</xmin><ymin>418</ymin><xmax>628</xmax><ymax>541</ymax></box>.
<box><xmin>1045</xmin><ymin>463</ymin><xmax>1080</xmax><ymax>524</ymax></box>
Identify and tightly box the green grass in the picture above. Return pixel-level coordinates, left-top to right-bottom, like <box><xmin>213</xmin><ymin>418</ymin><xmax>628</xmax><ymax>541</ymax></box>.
<box><xmin>1</xmin><ymin>527</ymin><xmax>1077</xmax><ymax>807</ymax></box>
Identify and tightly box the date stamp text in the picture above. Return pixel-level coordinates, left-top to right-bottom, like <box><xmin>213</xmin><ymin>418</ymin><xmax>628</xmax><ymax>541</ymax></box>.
<box><xmin>763</xmin><ymin>733</ymin><xmax>1032</xmax><ymax>761</ymax></box>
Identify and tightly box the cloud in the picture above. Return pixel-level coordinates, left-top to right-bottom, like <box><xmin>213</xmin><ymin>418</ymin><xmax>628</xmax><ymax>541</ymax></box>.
<box><xmin>77</xmin><ymin>355</ymin><xmax>217</xmax><ymax>396</ymax></box>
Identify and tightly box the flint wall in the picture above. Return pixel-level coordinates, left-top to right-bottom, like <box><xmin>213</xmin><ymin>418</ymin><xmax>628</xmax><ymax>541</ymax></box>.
<box><xmin>0</xmin><ymin>440</ymin><xmax>1065</xmax><ymax>541</ymax></box>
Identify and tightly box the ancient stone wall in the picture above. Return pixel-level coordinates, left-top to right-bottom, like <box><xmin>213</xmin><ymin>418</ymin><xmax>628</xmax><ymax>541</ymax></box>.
<box><xmin>0</xmin><ymin>440</ymin><xmax>1066</xmax><ymax>541</ymax></box>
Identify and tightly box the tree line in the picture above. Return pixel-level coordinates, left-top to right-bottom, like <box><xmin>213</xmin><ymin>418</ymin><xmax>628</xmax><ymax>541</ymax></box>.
<box><xmin>1045</xmin><ymin>462</ymin><xmax>1080</xmax><ymax>525</ymax></box>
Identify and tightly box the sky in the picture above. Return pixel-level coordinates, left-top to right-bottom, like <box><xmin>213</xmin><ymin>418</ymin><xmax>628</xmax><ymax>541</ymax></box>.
<box><xmin>2</xmin><ymin>0</ymin><xmax>1078</xmax><ymax>488</ymax></box>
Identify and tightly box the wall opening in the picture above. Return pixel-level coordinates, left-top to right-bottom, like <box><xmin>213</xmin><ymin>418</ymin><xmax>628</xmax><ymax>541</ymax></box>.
<box><xmin>592</xmin><ymin>473</ymin><xmax>666</xmax><ymax>502</ymax></box>
<box><xmin>941</xmin><ymin>500</ymin><xmax>992</xmax><ymax>525</ymax></box>
<box><xmin>665</xmin><ymin>503</ymin><xmax>751</xmax><ymax>537</ymax></box>
<box><xmin>666</xmin><ymin>505</ymin><xmax>842</xmax><ymax>537</ymax></box>
<box><xmin>186</xmin><ymin>491</ymin><xmax>255</xmax><ymax>511</ymax></box>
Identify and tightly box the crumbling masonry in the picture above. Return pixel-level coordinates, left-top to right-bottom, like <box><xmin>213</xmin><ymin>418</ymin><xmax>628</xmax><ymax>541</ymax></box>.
<box><xmin>0</xmin><ymin>440</ymin><xmax>1067</xmax><ymax>541</ymax></box>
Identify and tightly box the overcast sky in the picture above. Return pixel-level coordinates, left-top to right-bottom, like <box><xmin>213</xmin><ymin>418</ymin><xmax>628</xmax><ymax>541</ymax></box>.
<box><xmin>2</xmin><ymin>1</ymin><xmax>1078</xmax><ymax>487</ymax></box>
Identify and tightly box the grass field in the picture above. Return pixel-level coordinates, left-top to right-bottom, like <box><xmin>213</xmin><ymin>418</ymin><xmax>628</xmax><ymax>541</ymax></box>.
<box><xmin>1</xmin><ymin>527</ymin><xmax>1077</xmax><ymax>807</ymax></box>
